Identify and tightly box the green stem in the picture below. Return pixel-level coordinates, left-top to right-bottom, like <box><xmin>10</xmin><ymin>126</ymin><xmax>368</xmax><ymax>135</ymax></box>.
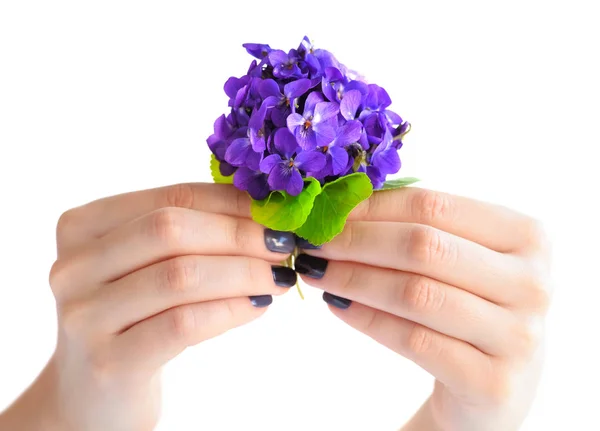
<box><xmin>283</xmin><ymin>248</ymin><xmax>304</xmax><ymax>300</ymax></box>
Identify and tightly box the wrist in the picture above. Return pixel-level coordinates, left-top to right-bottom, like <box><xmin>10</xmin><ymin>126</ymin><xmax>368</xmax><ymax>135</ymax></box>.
<box><xmin>0</xmin><ymin>355</ymin><xmax>67</xmax><ymax>431</ymax></box>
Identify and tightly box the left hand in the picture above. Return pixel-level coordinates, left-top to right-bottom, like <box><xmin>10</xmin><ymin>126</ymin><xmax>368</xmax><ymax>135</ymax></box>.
<box><xmin>296</xmin><ymin>187</ymin><xmax>552</xmax><ymax>431</ymax></box>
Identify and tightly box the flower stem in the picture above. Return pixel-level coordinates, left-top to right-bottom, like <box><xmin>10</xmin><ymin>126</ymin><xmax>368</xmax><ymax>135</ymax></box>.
<box><xmin>283</xmin><ymin>248</ymin><xmax>304</xmax><ymax>300</ymax></box>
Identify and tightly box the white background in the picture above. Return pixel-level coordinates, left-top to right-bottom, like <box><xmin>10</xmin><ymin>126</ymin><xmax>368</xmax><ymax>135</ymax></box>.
<box><xmin>1</xmin><ymin>1</ymin><xmax>599</xmax><ymax>430</ymax></box>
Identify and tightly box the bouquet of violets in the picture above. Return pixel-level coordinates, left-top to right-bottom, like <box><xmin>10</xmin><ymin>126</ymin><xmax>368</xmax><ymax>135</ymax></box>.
<box><xmin>208</xmin><ymin>36</ymin><xmax>416</xmax><ymax>248</ymax></box>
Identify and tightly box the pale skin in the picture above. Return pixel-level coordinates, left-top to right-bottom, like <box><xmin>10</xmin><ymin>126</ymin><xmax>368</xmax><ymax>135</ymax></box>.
<box><xmin>0</xmin><ymin>183</ymin><xmax>551</xmax><ymax>431</ymax></box>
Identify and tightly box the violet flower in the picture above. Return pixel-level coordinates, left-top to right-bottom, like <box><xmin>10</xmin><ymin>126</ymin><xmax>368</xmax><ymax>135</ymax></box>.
<box><xmin>260</xmin><ymin>128</ymin><xmax>326</xmax><ymax>196</ymax></box>
<box><xmin>208</xmin><ymin>36</ymin><xmax>409</xmax><ymax>198</ymax></box>
<box><xmin>286</xmin><ymin>92</ymin><xmax>339</xmax><ymax>150</ymax></box>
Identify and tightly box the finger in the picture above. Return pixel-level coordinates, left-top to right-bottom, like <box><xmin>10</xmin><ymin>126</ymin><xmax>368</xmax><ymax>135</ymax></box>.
<box><xmin>111</xmin><ymin>297</ymin><xmax>267</xmax><ymax>376</ymax></box>
<box><xmin>90</xmin><ymin>256</ymin><xmax>296</xmax><ymax>333</ymax></box>
<box><xmin>52</xmin><ymin>209</ymin><xmax>295</xmax><ymax>295</ymax></box>
<box><xmin>57</xmin><ymin>183</ymin><xmax>250</xmax><ymax>253</ymax></box>
<box><xmin>297</xmin><ymin>257</ymin><xmax>523</xmax><ymax>356</ymax></box>
<box><xmin>349</xmin><ymin>187</ymin><xmax>544</xmax><ymax>253</ymax></box>
<box><xmin>325</xmin><ymin>300</ymin><xmax>505</xmax><ymax>403</ymax></box>
<box><xmin>306</xmin><ymin>222</ymin><xmax>533</xmax><ymax>306</ymax></box>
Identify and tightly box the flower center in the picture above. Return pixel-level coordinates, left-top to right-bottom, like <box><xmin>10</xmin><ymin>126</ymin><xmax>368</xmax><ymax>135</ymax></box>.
<box><xmin>321</xmin><ymin>146</ymin><xmax>329</xmax><ymax>153</ymax></box>
<box><xmin>288</xmin><ymin>160</ymin><xmax>295</xmax><ymax>168</ymax></box>
<box><xmin>303</xmin><ymin>120</ymin><xmax>312</xmax><ymax>130</ymax></box>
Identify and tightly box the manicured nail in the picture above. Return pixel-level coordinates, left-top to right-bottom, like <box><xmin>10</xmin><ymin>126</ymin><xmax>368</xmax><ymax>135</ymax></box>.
<box><xmin>271</xmin><ymin>266</ymin><xmax>297</xmax><ymax>288</ymax></box>
<box><xmin>249</xmin><ymin>295</ymin><xmax>273</xmax><ymax>308</ymax></box>
<box><xmin>294</xmin><ymin>235</ymin><xmax>322</xmax><ymax>250</ymax></box>
<box><xmin>323</xmin><ymin>292</ymin><xmax>352</xmax><ymax>310</ymax></box>
<box><xmin>264</xmin><ymin>229</ymin><xmax>296</xmax><ymax>253</ymax></box>
<box><xmin>294</xmin><ymin>254</ymin><xmax>328</xmax><ymax>279</ymax></box>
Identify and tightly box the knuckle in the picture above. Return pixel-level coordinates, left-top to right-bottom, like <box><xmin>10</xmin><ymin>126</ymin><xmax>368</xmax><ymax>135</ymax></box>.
<box><xmin>361</xmin><ymin>308</ymin><xmax>381</xmax><ymax>335</ymax></box>
<box><xmin>521</xmin><ymin>217</ymin><xmax>550</xmax><ymax>252</ymax></box>
<box><xmin>338</xmin><ymin>263</ymin><xmax>359</xmax><ymax>296</ymax></box>
<box><xmin>146</xmin><ymin>208</ymin><xmax>185</xmax><ymax>245</ymax></box>
<box><xmin>406</xmin><ymin>225</ymin><xmax>456</xmax><ymax>266</ymax></box>
<box><xmin>413</xmin><ymin>189</ymin><xmax>456</xmax><ymax>224</ymax></box>
<box><xmin>342</xmin><ymin>222</ymin><xmax>362</xmax><ymax>251</ymax></box>
<box><xmin>48</xmin><ymin>258</ymin><xmax>68</xmax><ymax>295</ymax></box>
<box><xmin>56</xmin><ymin>208</ymin><xmax>78</xmax><ymax>235</ymax></box>
<box><xmin>58</xmin><ymin>301</ymin><xmax>90</xmax><ymax>338</ymax></box>
<box><xmin>226</xmin><ymin>218</ymin><xmax>251</xmax><ymax>251</ymax></box>
<box><xmin>523</xmin><ymin>262</ymin><xmax>552</xmax><ymax>313</ymax></box>
<box><xmin>164</xmin><ymin>183</ymin><xmax>196</xmax><ymax>209</ymax></box>
<box><xmin>510</xmin><ymin>322</ymin><xmax>538</xmax><ymax>359</ymax></box>
<box><xmin>168</xmin><ymin>305</ymin><xmax>197</xmax><ymax>343</ymax></box>
<box><xmin>158</xmin><ymin>257</ymin><xmax>197</xmax><ymax>294</ymax></box>
<box><xmin>402</xmin><ymin>276</ymin><xmax>445</xmax><ymax>314</ymax></box>
<box><xmin>406</xmin><ymin>324</ymin><xmax>438</xmax><ymax>357</ymax></box>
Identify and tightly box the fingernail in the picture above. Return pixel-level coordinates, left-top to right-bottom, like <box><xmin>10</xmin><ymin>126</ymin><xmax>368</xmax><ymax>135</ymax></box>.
<box><xmin>294</xmin><ymin>235</ymin><xmax>322</xmax><ymax>250</ymax></box>
<box><xmin>271</xmin><ymin>266</ymin><xmax>297</xmax><ymax>288</ymax></box>
<box><xmin>249</xmin><ymin>295</ymin><xmax>273</xmax><ymax>308</ymax></box>
<box><xmin>294</xmin><ymin>254</ymin><xmax>328</xmax><ymax>279</ymax></box>
<box><xmin>323</xmin><ymin>292</ymin><xmax>352</xmax><ymax>310</ymax></box>
<box><xmin>264</xmin><ymin>229</ymin><xmax>296</xmax><ymax>253</ymax></box>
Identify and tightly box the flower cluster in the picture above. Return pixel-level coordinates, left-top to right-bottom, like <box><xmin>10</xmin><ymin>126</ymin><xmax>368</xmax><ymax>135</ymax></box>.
<box><xmin>207</xmin><ymin>36</ymin><xmax>409</xmax><ymax>200</ymax></box>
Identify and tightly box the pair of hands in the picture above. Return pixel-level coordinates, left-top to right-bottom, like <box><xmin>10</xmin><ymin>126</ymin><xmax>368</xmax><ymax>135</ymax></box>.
<box><xmin>0</xmin><ymin>183</ymin><xmax>551</xmax><ymax>431</ymax></box>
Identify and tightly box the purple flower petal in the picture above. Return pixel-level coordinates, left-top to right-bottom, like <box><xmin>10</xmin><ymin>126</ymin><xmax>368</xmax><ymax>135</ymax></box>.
<box><xmin>287</xmin><ymin>113</ymin><xmax>305</xmax><ymax>130</ymax></box>
<box><xmin>269</xmin><ymin>50</ymin><xmax>289</xmax><ymax>66</ymax></box>
<box><xmin>294</xmin><ymin>126</ymin><xmax>317</xmax><ymax>150</ymax></box>
<box><xmin>304</xmin><ymin>92</ymin><xmax>325</xmax><ymax>115</ymax></box>
<box><xmin>258</xmin><ymin>79</ymin><xmax>282</xmax><ymax>99</ymax></box>
<box><xmin>314</xmin><ymin>102</ymin><xmax>339</xmax><ymax>123</ymax></box>
<box><xmin>328</xmin><ymin>145</ymin><xmax>349</xmax><ymax>175</ymax></box>
<box><xmin>333</xmin><ymin>120</ymin><xmax>362</xmax><ymax>147</ymax></box>
<box><xmin>267</xmin><ymin>163</ymin><xmax>303</xmax><ymax>196</ymax></box>
<box><xmin>270</xmin><ymin>107</ymin><xmax>289</xmax><ymax>128</ymax></box>
<box><xmin>313</xmin><ymin>123</ymin><xmax>336</xmax><ymax>148</ymax></box>
<box><xmin>284</xmin><ymin>78</ymin><xmax>311</xmax><ymax>99</ymax></box>
<box><xmin>366</xmin><ymin>165</ymin><xmax>384</xmax><ymax>189</ymax></box>
<box><xmin>259</xmin><ymin>154</ymin><xmax>282</xmax><ymax>174</ymax></box>
<box><xmin>295</xmin><ymin>150</ymin><xmax>326</xmax><ymax>173</ymax></box>
<box><xmin>234</xmin><ymin>167</ymin><xmax>270</xmax><ymax>200</ymax></box>
<box><xmin>340</xmin><ymin>90</ymin><xmax>362</xmax><ymax>121</ymax></box>
<box><xmin>243</xmin><ymin>43</ymin><xmax>272</xmax><ymax>60</ymax></box>
<box><xmin>220</xmin><ymin>161</ymin><xmax>237</xmax><ymax>177</ymax></box>
<box><xmin>345</xmin><ymin>80</ymin><xmax>368</xmax><ymax>96</ymax></box>
<box><xmin>224</xmin><ymin>76</ymin><xmax>248</xmax><ymax>100</ymax></box>
<box><xmin>376</xmin><ymin>148</ymin><xmax>401</xmax><ymax>175</ymax></box>
<box><xmin>225</xmin><ymin>137</ymin><xmax>252</xmax><ymax>167</ymax></box>
<box><xmin>286</xmin><ymin>169</ymin><xmax>304</xmax><ymax>196</ymax></box>
<box><xmin>385</xmin><ymin>109</ymin><xmax>403</xmax><ymax>125</ymax></box>
<box><xmin>274</xmin><ymin>128</ymin><xmax>299</xmax><ymax>158</ymax></box>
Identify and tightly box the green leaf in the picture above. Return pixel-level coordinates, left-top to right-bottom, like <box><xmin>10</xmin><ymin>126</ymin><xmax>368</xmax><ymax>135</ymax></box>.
<box><xmin>295</xmin><ymin>173</ymin><xmax>373</xmax><ymax>246</ymax></box>
<box><xmin>210</xmin><ymin>154</ymin><xmax>234</xmax><ymax>184</ymax></box>
<box><xmin>251</xmin><ymin>177</ymin><xmax>322</xmax><ymax>232</ymax></box>
<box><xmin>377</xmin><ymin>177</ymin><xmax>420</xmax><ymax>191</ymax></box>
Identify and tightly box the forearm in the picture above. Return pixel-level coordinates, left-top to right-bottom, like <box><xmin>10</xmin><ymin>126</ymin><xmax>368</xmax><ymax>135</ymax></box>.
<box><xmin>0</xmin><ymin>357</ymin><xmax>66</xmax><ymax>431</ymax></box>
<box><xmin>401</xmin><ymin>397</ymin><xmax>443</xmax><ymax>431</ymax></box>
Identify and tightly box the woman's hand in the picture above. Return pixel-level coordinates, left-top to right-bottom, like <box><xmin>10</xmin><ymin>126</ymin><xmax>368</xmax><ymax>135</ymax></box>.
<box><xmin>296</xmin><ymin>187</ymin><xmax>551</xmax><ymax>431</ymax></box>
<box><xmin>0</xmin><ymin>183</ymin><xmax>297</xmax><ymax>431</ymax></box>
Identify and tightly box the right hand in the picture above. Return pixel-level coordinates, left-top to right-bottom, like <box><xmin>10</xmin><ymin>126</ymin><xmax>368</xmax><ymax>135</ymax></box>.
<box><xmin>2</xmin><ymin>183</ymin><xmax>297</xmax><ymax>431</ymax></box>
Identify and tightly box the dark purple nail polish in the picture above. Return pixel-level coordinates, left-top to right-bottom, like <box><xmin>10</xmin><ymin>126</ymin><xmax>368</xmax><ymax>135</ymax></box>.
<box><xmin>271</xmin><ymin>266</ymin><xmax>297</xmax><ymax>288</ymax></box>
<box><xmin>294</xmin><ymin>235</ymin><xmax>322</xmax><ymax>250</ymax></box>
<box><xmin>323</xmin><ymin>292</ymin><xmax>352</xmax><ymax>310</ymax></box>
<box><xmin>264</xmin><ymin>229</ymin><xmax>296</xmax><ymax>253</ymax></box>
<box><xmin>294</xmin><ymin>254</ymin><xmax>328</xmax><ymax>279</ymax></box>
<box><xmin>249</xmin><ymin>295</ymin><xmax>273</xmax><ymax>308</ymax></box>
